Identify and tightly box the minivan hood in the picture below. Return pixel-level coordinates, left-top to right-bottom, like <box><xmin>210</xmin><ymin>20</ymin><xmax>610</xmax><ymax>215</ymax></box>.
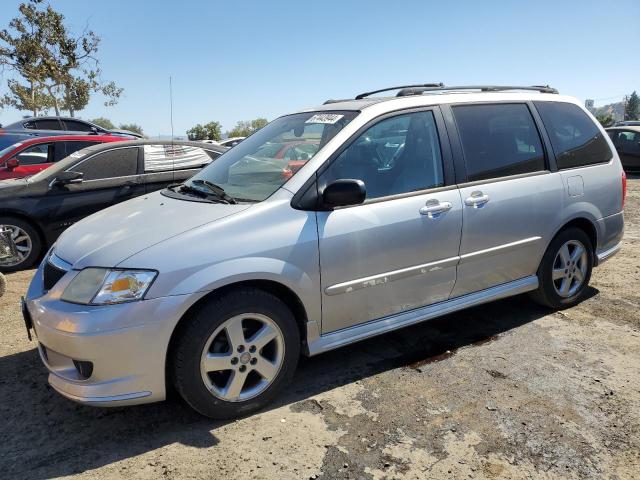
<box><xmin>54</xmin><ymin>191</ymin><xmax>251</xmax><ymax>268</ymax></box>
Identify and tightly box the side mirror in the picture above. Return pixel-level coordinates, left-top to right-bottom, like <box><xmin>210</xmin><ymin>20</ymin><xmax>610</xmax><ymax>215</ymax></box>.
<box><xmin>90</xmin><ymin>126</ymin><xmax>98</xmax><ymax>134</ymax></box>
<box><xmin>322</xmin><ymin>179</ymin><xmax>366</xmax><ymax>208</ymax></box>
<box><xmin>6</xmin><ymin>157</ymin><xmax>19</xmax><ymax>170</ymax></box>
<box><xmin>53</xmin><ymin>171</ymin><xmax>83</xmax><ymax>186</ymax></box>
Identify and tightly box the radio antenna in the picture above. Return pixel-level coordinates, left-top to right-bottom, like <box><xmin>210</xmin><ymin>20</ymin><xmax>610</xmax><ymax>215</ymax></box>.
<box><xmin>169</xmin><ymin>76</ymin><xmax>174</xmax><ymax>143</ymax></box>
<box><xmin>170</xmin><ymin>75</ymin><xmax>175</xmax><ymax>183</ymax></box>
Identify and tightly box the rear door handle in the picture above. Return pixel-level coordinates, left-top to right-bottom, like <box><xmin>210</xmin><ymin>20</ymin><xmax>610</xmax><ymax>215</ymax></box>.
<box><xmin>464</xmin><ymin>191</ymin><xmax>490</xmax><ymax>207</ymax></box>
<box><xmin>419</xmin><ymin>200</ymin><xmax>452</xmax><ymax>218</ymax></box>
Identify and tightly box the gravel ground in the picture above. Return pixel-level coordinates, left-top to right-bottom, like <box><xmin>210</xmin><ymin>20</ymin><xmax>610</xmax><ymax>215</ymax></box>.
<box><xmin>1</xmin><ymin>176</ymin><xmax>639</xmax><ymax>480</ymax></box>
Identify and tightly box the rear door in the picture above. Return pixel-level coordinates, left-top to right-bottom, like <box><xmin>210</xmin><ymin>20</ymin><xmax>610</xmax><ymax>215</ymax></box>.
<box><xmin>445</xmin><ymin>102</ymin><xmax>564</xmax><ymax>297</ymax></box>
<box><xmin>141</xmin><ymin>144</ymin><xmax>221</xmax><ymax>193</ymax></box>
<box><xmin>317</xmin><ymin>108</ymin><xmax>463</xmax><ymax>333</ymax></box>
<box><xmin>44</xmin><ymin>146</ymin><xmax>145</xmax><ymax>236</ymax></box>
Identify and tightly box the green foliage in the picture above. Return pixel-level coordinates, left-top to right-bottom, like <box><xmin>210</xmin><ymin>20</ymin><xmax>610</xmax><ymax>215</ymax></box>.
<box><xmin>595</xmin><ymin>113</ymin><xmax>614</xmax><ymax>128</ymax></box>
<box><xmin>90</xmin><ymin>117</ymin><xmax>115</xmax><ymax>129</ymax></box>
<box><xmin>186</xmin><ymin>121</ymin><xmax>222</xmax><ymax>141</ymax></box>
<box><xmin>0</xmin><ymin>0</ymin><xmax>123</xmax><ymax>116</ymax></box>
<box><xmin>624</xmin><ymin>91</ymin><xmax>639</xmax><ymax>121</ymax></box>
<box><xmin>227</xmin><ymin>117</ymin><xmax>268</xmax><ymax>138</ymax></box>
<box><xmin>119</xmin><ymin>123</ymin><xmax>144</xmax><ymax>136</ymax></box>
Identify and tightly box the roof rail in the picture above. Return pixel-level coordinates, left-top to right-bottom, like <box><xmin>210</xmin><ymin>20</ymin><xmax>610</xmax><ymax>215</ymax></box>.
<box><xmin>396</xmin><ymin>84</ymin><xmax>558</xmax><ymax>97</ymax></box>
<box><xmin>355</xmin><ymin>83</ymin><xmax>444</xmax><ymax>100</ymax></box>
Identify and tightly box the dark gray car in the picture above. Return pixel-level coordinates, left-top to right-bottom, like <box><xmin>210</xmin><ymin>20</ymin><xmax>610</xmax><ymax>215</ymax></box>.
<box><xmin>1</xmin><ymin>116</ymin><xmax>142</xmax><ymax>138</ymax></box>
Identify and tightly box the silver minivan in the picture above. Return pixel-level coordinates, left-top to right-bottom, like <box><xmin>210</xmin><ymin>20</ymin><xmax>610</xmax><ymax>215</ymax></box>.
<box><xmin>24</xmin><ymin>85</ymin><xmax>626</xmax><ymax>418</ymax></box>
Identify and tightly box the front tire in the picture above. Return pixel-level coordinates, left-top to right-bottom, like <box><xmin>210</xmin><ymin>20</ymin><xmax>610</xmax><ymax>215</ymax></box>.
<box><xmin>531</xmin><ymin>227</ymin><xmax>593</xmax><ymax>309</ymax></box>
<box><xmin>172</xmin><ymin>288</ymin><xmax>300</xmax><ymax>419</ymax></box>
<box><xmin>0</xmin><ymin>217</ymin><xmax>42</xmax><ymax>272</ymax></box>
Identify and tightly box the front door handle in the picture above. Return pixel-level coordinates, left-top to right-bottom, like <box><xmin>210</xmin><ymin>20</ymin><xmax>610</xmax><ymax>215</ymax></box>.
<box><xmin>419</xmin><ymin>200</ymin><xmax>452</xmax><ymax>218</ymax></box>
<box><xmin>464</xmin><ymin>191</ymin><xmax>490</xmax><ymax>208</ymax></box>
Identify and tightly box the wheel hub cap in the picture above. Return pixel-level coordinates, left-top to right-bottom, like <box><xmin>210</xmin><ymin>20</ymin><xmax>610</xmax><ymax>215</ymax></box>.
<box><xmin>552</xmin><ymin>239</ymin><xmax>588</xmax><ymax>298</ymax></box>
<box><xmin>200</xmin><ymin>313</ymin><xmax>285</xmax><ymax>402</ymax></box>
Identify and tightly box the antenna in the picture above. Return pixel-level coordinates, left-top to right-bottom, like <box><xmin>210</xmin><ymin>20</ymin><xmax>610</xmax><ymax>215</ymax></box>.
<box><xmin>169</xmin><ymin>76</ymin><xmax>174</xmax><ymax>143</ymax></box>
<box><xmin>169</xmin><ymin>75</ymin><xmax>175</xmax><ymax>183</ymax></box>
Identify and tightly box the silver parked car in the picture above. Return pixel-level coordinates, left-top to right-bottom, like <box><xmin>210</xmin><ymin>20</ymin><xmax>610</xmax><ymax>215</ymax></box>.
<box><xmin>24</xmin><ymin>85</ymin><xmax>626</xmax><ymax>418</ymax></box>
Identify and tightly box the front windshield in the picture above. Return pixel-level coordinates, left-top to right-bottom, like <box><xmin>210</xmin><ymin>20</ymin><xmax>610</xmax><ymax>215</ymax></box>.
<box><xmin>184</xmin><ymin>111</ymin><xmax>358</xmax><ymax>202</ymax></box>
<box><xmin>0</xmin><ymin>142</ymin><xmax>23</xmax><ymax>160</ymax></box>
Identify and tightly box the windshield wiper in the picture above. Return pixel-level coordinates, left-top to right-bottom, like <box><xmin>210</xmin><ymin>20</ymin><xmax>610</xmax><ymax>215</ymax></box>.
<box><xmin>167</xmin><ymin>183</ymin><xmax>225</xmax><ymax>203</ymax></box>
<box><xmin>191</xmin><ymin>179</ymin><xmax>237</xmax><ymax>204</ymax></box>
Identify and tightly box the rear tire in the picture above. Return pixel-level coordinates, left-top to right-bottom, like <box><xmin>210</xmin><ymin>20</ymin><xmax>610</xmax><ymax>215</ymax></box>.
<box><xmin>172</xmin><ymin>288</ymin><xmax>300</xmax><ymax>419</ymax></box>
<box><xmin>0</xmin><ymin>217</ymin><xmax>42</xmax><ymax>272</ymax></box>
<box><xmin>531</xmin><ymin>227</ymin><xmax>593</xmax><ymax>309</ymax></box>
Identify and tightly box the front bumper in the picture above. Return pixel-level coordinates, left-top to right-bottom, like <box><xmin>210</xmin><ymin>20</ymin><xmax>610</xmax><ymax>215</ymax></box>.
<box><xmin>25</xmin><ymin>261</ymin><xmax>194</xmax><ymax>407</ymax></box>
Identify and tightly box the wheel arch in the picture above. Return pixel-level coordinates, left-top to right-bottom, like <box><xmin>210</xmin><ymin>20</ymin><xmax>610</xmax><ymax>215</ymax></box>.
<box><xmin>551</xmin><ymin>217</ymin><xmax>598</xmax><ymax>255</ymax></box>
<box><xmin>165</xmin><ymin>278</ymin><xmax>310</xmax><ymax>387</ymax></box>
<box><xmin>0</xmin><ymin>210</ymin><xmax>47</xmax><ymax>258</ymax></box>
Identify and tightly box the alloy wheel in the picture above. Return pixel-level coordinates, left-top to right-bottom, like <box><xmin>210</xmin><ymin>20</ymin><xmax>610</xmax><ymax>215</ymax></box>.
<box><xmin>200</xmin><ymin>313</ymin><xmax>285</xmax><ymax>402</ymax></box>
<box><xmin>552</xmin><ymin>239</ymin><xmax>588</xmax><ymax>298</ymax></box>
<box><xmin>0</xmin><ymin>224</ymin><xmax>32</xmax><ymax>267</ymax></box>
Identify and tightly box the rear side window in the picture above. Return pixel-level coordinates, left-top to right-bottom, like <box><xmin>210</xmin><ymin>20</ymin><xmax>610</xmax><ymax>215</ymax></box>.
<box><xmin>62</xmin><ymin>141</ymin><xmax>99</xmax><ymax>158</ymax></box>
<box><xmin>72</xmin><ymin>147</ymin><xmax>138</xmax><ymax>180</ymax></box>
<box><xmin>534</xmin><ymin>102</ymin><xmax>612</xmax><ymax>169</ymax></box>
<box><xmin>453</xmin><ymin>103</ymin><xmax>546</xmax><ymax>182</ymax></box>
<box><xmin>143</xmin><ymin>145</ymin><xmax>218</xmax><ymax>172</ymax></box>
<box><xmin>34</xmin><ymin>119</ymin><xmax>63</xmax><ymax>130</ymax></box>
<box><xmin>63</xmin><ymin>120</ymin><xmax>94</xmax><ymax>132</ymax></box>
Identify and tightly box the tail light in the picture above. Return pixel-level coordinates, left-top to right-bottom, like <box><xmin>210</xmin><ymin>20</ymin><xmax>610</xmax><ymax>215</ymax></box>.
<box><xmin>622</xmin><ymin>171</ymin><xmax>627</xmax><ymax>210</ymax></box>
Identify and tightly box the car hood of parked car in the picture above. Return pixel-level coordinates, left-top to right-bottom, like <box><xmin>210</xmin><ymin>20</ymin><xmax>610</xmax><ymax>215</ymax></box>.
<box><xmin>54</xmin><ymin>191</ymin><xmax>251</xmax><ymax>269</ymax></box>
<box><xmin>0</xmin><ymin>177</ymin><xmax>30</xmax><ymax>194</ymax></box>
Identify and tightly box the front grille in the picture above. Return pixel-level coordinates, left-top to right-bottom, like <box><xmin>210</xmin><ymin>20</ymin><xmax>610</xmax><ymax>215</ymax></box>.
<box><xmin>43</xmin><ymin>260</ymin><xmax>67</xmax><ymax>291</ymax></box>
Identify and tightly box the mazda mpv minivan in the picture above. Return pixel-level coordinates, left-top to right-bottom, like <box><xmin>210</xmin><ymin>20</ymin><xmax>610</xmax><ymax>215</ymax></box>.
<box><xmin>24</xmin><ymin>85</ymin><xmax>625</xmax><ymax>418</ymax></box>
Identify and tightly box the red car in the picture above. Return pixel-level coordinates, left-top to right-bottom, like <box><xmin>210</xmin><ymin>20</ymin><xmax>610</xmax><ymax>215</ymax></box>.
<box><xmin>0</xmin><ymin>135</ymin><xmax>129</xmax><ymax>180</ymax></box>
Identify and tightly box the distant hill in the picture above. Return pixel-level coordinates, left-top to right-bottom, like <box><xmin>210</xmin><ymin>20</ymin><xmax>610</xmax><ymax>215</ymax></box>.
<box><xmin>592</xmin><ymin>101</ymin><xmax>625</xmax><ymax>121</ymax></box>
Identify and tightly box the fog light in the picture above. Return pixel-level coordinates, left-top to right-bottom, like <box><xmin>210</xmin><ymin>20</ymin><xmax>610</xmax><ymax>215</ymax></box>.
<box><xmin>72</xmin><ymin>359</ymin><xmax>94</xmax><ymax>379</ymax></box>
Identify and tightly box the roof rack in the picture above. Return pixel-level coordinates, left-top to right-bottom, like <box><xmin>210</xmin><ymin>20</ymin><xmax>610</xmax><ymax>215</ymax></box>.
<box><xmin>355</xmin><ymin>83</ymin><xmax>444</xmax><ymax>100</ymax></box>
<box><xmin>395</xmin><ymin>84</ymin><xmax>558</xmax><ymax>97</ymax></box>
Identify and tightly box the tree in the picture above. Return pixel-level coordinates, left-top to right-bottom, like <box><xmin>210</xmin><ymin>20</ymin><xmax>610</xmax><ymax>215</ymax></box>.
<box><xmin>90</xmin><ymin>117</ymin><xmax>114</xmax><ymax>129</ymax></box>
<box><xmin>595</xmin><ymin>113</ymin><xmax>614</xmax><ymax>128</ymax></box>
<box><xmin>227</xmin><ymin>117</ymin><xmax>268</xmax><ymax>138</ymax></box>
<box><xmin>0</xmin><ymin>0</ymin><xmax>123</xmax><ymax>117</ymax></box>
<box><xmin>624</xmin><ymin>91</ymin><xmax>639</xmax><ymax>121</ymax></box>
<box><xmin>186</xmin><ymin>121</ymin><xmax>222</xmax><ymax>141</ymax></box>
<box><xmin>119</xmin><ymin>123</ymin><xmax>143</xmax><ymax>136</ymax></box>
<box><xmin>186</xmin><ymin>124</ymin><xmax>207</xmax><ymax>141</ymax></box>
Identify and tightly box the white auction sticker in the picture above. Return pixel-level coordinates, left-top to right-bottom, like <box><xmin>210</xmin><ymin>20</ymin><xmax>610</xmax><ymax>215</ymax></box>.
<box><xmin>305</xmin><ymin>113</ymin><xmax>344</xmax><ymax>124</ymax></box>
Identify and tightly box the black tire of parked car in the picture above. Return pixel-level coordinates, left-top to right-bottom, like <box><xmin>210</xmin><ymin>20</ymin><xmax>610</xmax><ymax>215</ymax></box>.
<box><xmin>172</xmin><ymin>288</ymin><xmax>300</xmax><ymax>419</ymax></box>
<box><xmin>0</xmin><ymin>216</ymin><xmax>42</xmax><ymax>273</ymax></box>
<box><xmin>531</xmin><ymin>227</ymin><xmax>593</xmax><ymax>310</ymax></box>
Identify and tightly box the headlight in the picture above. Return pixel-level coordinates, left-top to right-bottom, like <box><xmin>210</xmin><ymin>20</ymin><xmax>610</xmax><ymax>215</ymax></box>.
<box><xmin>61</xmin><ymin>268</ymin><xmax>157</xmax><ymax>305</ymax></box>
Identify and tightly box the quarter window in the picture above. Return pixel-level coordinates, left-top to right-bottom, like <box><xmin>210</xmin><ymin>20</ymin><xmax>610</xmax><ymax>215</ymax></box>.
<box><xmin>72</xmin><ymin>147</ymin><xmax>138</xmax><ymax>180</ymax></box>
<box><xmin>534</xmin><ymin>102</ymin><xmax>612</xmax><ymax>169</ymax></box>
<box><xmin>453</xmin><ymin>103</ymin><xmax>545</xmax><ymax>182</ymax></box>
<box><xmin>321</xmin><ymin>111</ymin><xmax>444</xmax><ymax>200</ymax></box>
<box><xmin>143</xmin><ymin>145</ymin><xmax>219</xmax><ymax>172</ymax></box>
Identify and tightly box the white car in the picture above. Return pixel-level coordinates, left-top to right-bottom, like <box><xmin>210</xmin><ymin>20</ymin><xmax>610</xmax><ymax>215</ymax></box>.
<box><xmin>218</xmin><ymin>137</ymin><xmax>245</xmax><ymax>148</ymax></box>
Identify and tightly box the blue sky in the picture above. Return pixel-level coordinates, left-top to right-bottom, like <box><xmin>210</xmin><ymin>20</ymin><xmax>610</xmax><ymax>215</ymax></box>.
<box><xmin>0</xmin><ymin>0</ymin><xmax>638</xmax><ymax>137</ymax></box>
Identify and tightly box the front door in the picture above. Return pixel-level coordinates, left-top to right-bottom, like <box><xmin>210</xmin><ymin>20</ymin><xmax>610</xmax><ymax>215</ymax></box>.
<box><xmin>317</xmin><ymin>109</ymin><xmax>463</xmax><ymax>333</ymax></box>
<box><xmin>447</xmin><ymin>102</ymin><xmax>563</xmax><ymax>297</ymax></box>
<box><xmin>45</xmin><ymin>146</ymin><xmax>145</xmax><ymax>237</ymax></box>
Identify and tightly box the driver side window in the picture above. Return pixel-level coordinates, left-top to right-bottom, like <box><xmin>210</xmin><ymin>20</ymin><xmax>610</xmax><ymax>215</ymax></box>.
<box><xmin>321</xmin><ymin>111</ymin><xmax>444</xmax><ymax>200</ymax></box>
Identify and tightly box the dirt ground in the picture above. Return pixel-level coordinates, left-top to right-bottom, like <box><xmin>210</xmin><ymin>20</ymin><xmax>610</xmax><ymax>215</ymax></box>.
<box><xmin>1</xmin><ymin>177</ymin><xmax>639</xmax><ymax>480</ymax></box>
